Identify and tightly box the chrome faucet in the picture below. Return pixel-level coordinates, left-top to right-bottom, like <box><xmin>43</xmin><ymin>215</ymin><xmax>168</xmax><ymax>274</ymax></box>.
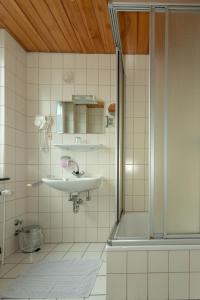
<box><xmin>60</xmin><ymin>156</ymin><xmax>85</xmax><ymax>177</ymax></box>
<box><xmin>71</xmin><ymin>159</ymin><xmax>85</xmax><ymax>177</ymax></box>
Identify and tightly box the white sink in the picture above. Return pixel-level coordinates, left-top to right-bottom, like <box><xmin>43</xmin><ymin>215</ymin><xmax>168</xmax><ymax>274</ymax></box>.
<box><xmin>42</xmin><ymin>176</ymin><xmax>102</xmax><ymax>193</ymax></box>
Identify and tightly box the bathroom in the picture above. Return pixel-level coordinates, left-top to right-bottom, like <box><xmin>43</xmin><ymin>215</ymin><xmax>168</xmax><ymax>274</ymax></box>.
<box><xmin>0</xmin><ymin>0</ymin><xmax>200</xmax><ymax>299</ymax></box>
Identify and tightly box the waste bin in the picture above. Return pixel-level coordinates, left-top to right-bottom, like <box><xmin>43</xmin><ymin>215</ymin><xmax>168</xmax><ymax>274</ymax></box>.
<box><xmin>19</xmin><ymin>225</ymin><xmax>43</xmax><ymax>253</ymax></box>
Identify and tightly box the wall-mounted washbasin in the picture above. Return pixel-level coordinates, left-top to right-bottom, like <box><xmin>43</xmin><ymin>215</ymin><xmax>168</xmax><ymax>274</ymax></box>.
<box><xmin>42</xmin><ymin>176</ymin><xmax>102</xmax><ymax>193</ymax></box>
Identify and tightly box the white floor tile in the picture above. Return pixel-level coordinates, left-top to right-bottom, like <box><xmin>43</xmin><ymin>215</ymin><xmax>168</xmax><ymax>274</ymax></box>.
<box><xmin>85</xmin><ymin>296</ymin><xmax>106</xmax><ymax>300</ymax></box>
<box><xmin>40</xmin><ymin>243</ymin><xmax>57</xmax><ymax>252</ymax></box>
<box><xmin>0</xmin><ymin>278</ymin><xmax>15</xmax><ymax>291</ymax></box>
<box><xmin>4</xmin><ymin>264</ymin><xmax>31</xmax><ymax>278</ymax></box>
<box><xmin>0</xmin><ymin>264</ymin><xmax>16</xmax><ymax>277</ymax></box>
<box><xmin>87</xmin><ymin>243</ymin><xmax>105</xmax><ymax>252</ymax></box>
<box><xmin>91</xmin><ymin>276</ymin><xmax>106</xmax><ymax>295</ymax></box>
<box><xmin>44</xmin><ymin>251</ymin><xmax>66</xmax><ymax>261</ymax></box>
<box><xmin>53</xmin><ymin>243</ymin><xmax>73</xmax><ymax>252</ymax></box>
<box><xmin>70</xmin><ymin>243</ymin><xmax>89</xmax><ymax>252</ymax></box>
<box><xmin>57</xmin><ymin>298</ymin><xmax>83</xmax><ymax>300</ymax></box>
<box><xmin>83</xmin><ymin>252</ymin><xmax>102</xmax><ymax>259</ymax></box>
<box><xmin>21</xmin><ymin>252</ymin><xmax>48</xmax><ymax>263</ymax></box>
<box><xmin>63</xmin><ymin>252</ymin><xmax>83</xmax><ymax>259</ymax></box>
<box><xmin>101</xmin><ymin>252</ymin><xmax>106</xmax><ymax>262</ymax></box>
<box><xmin>5</xmin><ymin>252</ymin><xmax>28</xmax><ymax>264</ymax></box>
<box><xmin>98</xmin><ymin>263</ymin><xmax>106</xmax><ymax>276</ymax></box>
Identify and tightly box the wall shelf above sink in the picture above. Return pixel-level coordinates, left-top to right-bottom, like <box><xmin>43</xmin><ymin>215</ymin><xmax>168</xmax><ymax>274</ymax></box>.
<box><xmin>53</xmin><ymin>144</ymin><xmax>103</xmax><ymax>152</ymax></box>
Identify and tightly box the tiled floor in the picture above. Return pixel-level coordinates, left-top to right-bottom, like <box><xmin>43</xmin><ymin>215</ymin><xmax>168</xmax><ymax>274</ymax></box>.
<box><xmin>0</xmin><ymin>243</ymin><xmax>106</xmax><ymax>300</ymax></box>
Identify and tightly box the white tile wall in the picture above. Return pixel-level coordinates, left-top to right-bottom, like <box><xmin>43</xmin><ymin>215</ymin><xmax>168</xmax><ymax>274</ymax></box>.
<box><xmin>148</xmin><ymin>250</ymin><xmax>168</xmax><ymax>272</ymax></box>
<box><xmin>107</xmin><ymin>248</ymin><xmax>200</xmax><ymax>300</ymax></box>
<box><xmin>148</xmin><ymin>273</ymin><xmax>168</xmax><ymax>300</ymax></box>
<box><xmin>0</xmin><ymin>30</ymin><xmax>117</xmax><ymax>253</ymax></box>
<box><xmin>169</xmin><ymin>250</ymin><xmax>189</xmax><ymax>272</ymax></box>
<box><xmin>107</xmin><ymin>274</ymin><xmax>126</xmax><ymax>300</ymax></box>
<box><xmin>107</xmin><ymin>251</ymin><xmax>126</xmax><ymax>273</ymax></box>
<box><xmin>124</xmin><ymin>55</ymin><xmax>149</xmax><ymax>212</ymax></box>
<box><xmin>127</xmin><ymin>274</ymin><xmax>147</xmax><ymax>300</ymax></box>
<box><xmin>26</xmin><ymin>52</ymin><xmax>116</xmax><ymax>243</ymax></box>
<box><xmin>190</xmin><ymin>273</ymin><xmax>200</xmax><ymax>299</ymax></box>
<box><xmin>127</xmin><ymin>251</ymin><xmax>147</xmax><ymax>273</ymax></box>
<box><xmin>169</xmin><ymin>273</ymin><xmax>189</xmax><ymax>300</ymax></box>
<box><xmin>189</xmin><ymin>250</ymin><xmax>200</xmax><ymax>272</ymax></box>
<box><xmin>0</xmin><ymin>30</ymin><xmax>27</xmax><ymax>256</ymax></box>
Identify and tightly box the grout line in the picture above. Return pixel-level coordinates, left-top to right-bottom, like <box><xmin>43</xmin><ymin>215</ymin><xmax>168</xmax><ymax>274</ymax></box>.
<box><xmin>1</xmin><ymin>264</ymin><xmax>17</xmax><ymax>279</ymax></box>
<box><xmin>85</xmin><ymin>243</ymin><xmax>90</xmax><ymax>252</ymax></box>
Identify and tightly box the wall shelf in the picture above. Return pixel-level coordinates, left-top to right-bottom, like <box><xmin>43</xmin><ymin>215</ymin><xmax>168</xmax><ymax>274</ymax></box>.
<box><xmin>53</xmin><ymin>144</ymin><xmax>103</xmax><ymax>152</ymax></box>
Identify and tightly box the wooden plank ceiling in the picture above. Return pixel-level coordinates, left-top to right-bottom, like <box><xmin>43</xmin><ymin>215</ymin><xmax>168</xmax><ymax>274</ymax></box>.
<box><xmin>118</xmin><ymin>12</ymin><xmax>149</xmax><ymax>55</ymax></box>
<box><xmin>0</xmin><ymin>0</ymin><xmax>149</xmax><ymax>54</ymax></box>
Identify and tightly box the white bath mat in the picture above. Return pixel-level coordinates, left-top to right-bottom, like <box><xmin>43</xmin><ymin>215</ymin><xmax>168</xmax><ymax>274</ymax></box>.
<box><xmin>0</xmin><ymin>258</ymin><xmax>102</xmax><ymax>299</ymax></box>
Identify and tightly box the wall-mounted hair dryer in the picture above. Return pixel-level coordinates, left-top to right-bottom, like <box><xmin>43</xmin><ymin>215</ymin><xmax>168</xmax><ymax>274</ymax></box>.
<box><xmin>34</xmin><ymin>115</ymin><xmax>52</xmax><ymax>152</ymax></box>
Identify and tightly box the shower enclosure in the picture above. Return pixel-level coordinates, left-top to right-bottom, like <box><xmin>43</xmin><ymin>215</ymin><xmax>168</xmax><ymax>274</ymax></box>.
<box><xmin>108</xmin><ymin>0</ymin><xmax>200</xmax><ymax>244</ymax></box>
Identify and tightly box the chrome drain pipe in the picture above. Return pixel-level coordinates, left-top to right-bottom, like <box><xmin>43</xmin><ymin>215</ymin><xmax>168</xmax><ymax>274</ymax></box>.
<box><xmin>69</xmin><ymin>193</ymin><xmax>83</xmax><ymax>213</ymax></box>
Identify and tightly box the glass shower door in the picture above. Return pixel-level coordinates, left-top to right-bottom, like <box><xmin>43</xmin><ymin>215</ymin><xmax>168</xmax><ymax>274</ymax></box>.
<box><xmin>153</xmin><ymin>8</ymin><xmax>200</xmax><ymax>238</ymax></box>
<box><xmin>166</xmin><ymin>10</ymin><xmax>200</xmax><ymax>236</ymax></box>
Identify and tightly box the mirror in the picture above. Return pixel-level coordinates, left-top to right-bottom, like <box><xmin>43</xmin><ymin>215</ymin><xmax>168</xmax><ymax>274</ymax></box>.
<box><xmin>56</xmin><ymin>97</ymin><xmax>105</xmax><ymax>134</ymax></box>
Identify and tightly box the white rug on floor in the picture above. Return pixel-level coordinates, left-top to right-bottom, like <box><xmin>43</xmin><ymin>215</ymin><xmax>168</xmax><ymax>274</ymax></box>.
<box><xmin>0</xmin><ymin>258</ymin><xmax>102</xmax><ymax>299</ymax></box>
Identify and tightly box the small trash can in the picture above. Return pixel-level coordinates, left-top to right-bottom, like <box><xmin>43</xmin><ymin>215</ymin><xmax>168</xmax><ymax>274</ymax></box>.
<box><xmin>19</xmin><ymin>225</ymin><xmax>43</xmax><ymax>253</ymax></box>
